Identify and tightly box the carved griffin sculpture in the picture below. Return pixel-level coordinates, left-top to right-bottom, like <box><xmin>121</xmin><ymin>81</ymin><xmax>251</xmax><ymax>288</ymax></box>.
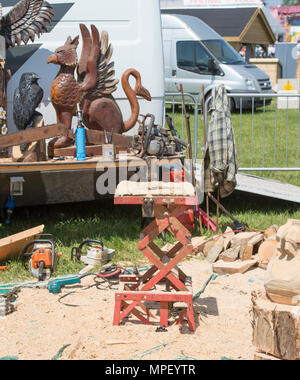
<box><xmin>47</xmin><ymin>24</ymin><xmax>151</xmax><ymax>149</ymax></box>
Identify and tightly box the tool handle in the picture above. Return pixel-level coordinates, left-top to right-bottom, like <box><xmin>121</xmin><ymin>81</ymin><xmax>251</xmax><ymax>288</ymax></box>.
<box><xmin>21</xmin><ymin>240</ymin><xmax>54</xmax><ymax>256</ymax></box>
<box><xmin>78</xmin><ymin>240</ymin><xmax>104</xmax><ymax>250</ymax></box>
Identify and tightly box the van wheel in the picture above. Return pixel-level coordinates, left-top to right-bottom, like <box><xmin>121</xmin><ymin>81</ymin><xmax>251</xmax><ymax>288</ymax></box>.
<box><xmin>229</xmin><ymin>97</ymin><xmax>235</xmax><ymax>113</ymax></box>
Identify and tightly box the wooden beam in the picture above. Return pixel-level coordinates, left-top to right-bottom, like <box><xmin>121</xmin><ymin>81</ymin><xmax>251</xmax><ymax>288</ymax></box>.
<box><xmin>0</xmin><ymin>124</ymin><xmax>67</xmax><ymax>148</ymax></box>
<box><xmin>53</xmin><ymin>144</ymin><xmax>130</xmax><ymax>158</ymax></box>
<box><xmin>67</xmin><ymin>129</ymin><xmax>133</xmax><ymax>147</ymax></box>
<box><xmin>0</xmin><ymin>225</ymin><xmax>45</xmax><ymax>262</ymax></box>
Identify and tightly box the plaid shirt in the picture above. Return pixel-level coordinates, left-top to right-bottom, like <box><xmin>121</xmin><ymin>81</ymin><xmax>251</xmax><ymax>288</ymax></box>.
<box><xmin>204</xmin><ymin>85</ymin><xmax>238</xmax><ymax>198</ymax></box>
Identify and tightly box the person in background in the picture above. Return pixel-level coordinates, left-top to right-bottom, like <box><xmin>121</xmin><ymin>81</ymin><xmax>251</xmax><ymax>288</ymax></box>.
<box><xmin>268</xmin><ymin>44</ymin><xmax>275</xmax><ymax>58</ymax></box>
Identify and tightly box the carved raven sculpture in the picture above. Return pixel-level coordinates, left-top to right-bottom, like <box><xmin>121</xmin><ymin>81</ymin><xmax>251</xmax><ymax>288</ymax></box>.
<box><xmin>0</xmin><ymin>0</ymin><xmax>54</xmax><ymax>48</ymax></box>
<box><xmin>13</xmin><ymin>72</ymin><xmax>43</xmax><ymax>130</ymax></box>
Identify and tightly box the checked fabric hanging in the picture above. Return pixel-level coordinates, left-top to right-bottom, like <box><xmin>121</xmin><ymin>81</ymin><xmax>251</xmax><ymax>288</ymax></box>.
<box><xmin>204</xmin><ymin>84</ymin><xmax>238</xmax><ymax>198</ymax></box>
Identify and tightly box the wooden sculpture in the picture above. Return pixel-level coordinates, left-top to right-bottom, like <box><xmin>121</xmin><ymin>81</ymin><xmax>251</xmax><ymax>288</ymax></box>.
<box><xmin>13</xmin><ymin>73</ymin><xmax>44</xmax><ymax>131</ymax></box>
<box><xmin>47</xmin><ymin>24</ymin><xmax>151</xmax><ymax>149</ymax></box>
<box><xmin>0</xmin><ymin>0</ymin><xmax>53</xmax><ymax>142</ymax></box>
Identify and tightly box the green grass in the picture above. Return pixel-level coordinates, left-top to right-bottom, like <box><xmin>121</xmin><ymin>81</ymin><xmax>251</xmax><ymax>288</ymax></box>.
<box><xmin>0</xmin><ymin>200</ymin><xmax>147</xmax><ymax>283</ymax></box>
<box><xmin>1</xmin><ymin>101</ymin><xmax>300</xmax><ymax>283</ymax></box>
<box><xmin>166</xmin><ymin>101</ymin><xmax>300</xmax><ymax>186</ymax></box>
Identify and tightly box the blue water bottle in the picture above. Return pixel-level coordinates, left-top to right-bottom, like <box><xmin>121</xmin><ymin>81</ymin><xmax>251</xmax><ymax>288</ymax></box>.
<box><xmin>76</xmin><ymin>104</ymin><xmax>86</xmax><ymax>161</ymax></box>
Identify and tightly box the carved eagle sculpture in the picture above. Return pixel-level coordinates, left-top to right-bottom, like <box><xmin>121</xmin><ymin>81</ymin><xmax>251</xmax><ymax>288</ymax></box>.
<box><xmin>0</xmin><ymin>0</ymin><xmax>53</xmax><ymax>48</ymax></box>
<box><xmin>47</xmin><ymin>24</ymin><xmax>151</xmax><ymax>149</ymax></box>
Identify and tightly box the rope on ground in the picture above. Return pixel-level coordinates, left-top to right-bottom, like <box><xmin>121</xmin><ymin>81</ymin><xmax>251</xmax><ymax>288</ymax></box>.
<box><xmin>0</xmin><ymin>356</ymin><xmax>18</xmax><ymax>360</ymax></box>
<box><xmin>128</xmin><ymin>343</ymin><xmax>169</xmax><ymax>360</ymax></box>
<box><xmin>193</xmin><ymin>273</ymin><xmax>218</xmax><ymax>301</ymax></box>
<box><xmin>51</xmin><ymin>344</ymin><xmax>71</xmax><ymax>360</ymax></box>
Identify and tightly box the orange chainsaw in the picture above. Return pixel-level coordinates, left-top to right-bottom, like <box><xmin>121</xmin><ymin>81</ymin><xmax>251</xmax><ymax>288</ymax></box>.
<box><xmin>21</xmin><ymin>235</ymin><xmax>61</xmax><ymax>281</ymax></box>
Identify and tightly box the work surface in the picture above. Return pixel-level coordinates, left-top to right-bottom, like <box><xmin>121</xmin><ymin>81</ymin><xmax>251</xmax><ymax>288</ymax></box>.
<box><xmin>0</xmin><ymin>153</ymin><xmax>184</xmax><ymax>173</ymax></box>
<box><xmin>0</xmin><ymin>260</ymin><xmax>266</xmax><ymax>360</ymax></box>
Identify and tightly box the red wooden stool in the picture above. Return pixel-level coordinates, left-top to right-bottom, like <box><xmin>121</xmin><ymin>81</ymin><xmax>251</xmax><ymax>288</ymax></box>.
<box><xmin>113</xmin><ymin>194</ymin><xmax>197</xmax><ymax>332</ymax></box>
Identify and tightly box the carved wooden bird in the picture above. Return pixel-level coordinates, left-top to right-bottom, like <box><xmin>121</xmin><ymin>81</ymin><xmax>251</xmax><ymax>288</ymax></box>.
<box><xmin>0</xmin><ymin>0</ymin><xmax>54</xmax><ymax>48</ymax></box>
<box><xmin>13</xmin><ymin>72</ymin><xmax>44</xmax><ymax>130</ymax></box>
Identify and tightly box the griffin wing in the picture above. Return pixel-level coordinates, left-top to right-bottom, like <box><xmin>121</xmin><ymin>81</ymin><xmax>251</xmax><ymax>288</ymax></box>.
<box><xmin>78</xmin><ymin>24</ymin><xmax>119</xmax><ymax>97</ymax></box>
<box><xmin>1</xmin><ymin>0</ymin><xmax>54</xmax><ymax>47</ymax></box>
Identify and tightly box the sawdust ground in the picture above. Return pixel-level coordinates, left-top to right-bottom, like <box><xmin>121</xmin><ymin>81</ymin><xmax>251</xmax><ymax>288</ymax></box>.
<box><xmin>0</xmin><ymin>260</ymin><xmax>266</xmax><ymax>360</ymax></box>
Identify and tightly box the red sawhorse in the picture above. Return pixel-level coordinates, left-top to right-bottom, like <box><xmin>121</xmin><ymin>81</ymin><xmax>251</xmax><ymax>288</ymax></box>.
<box><xmin>113</xmin><ymin>195</ymin><xmax>197</xmax><ymax>332</ymax></box>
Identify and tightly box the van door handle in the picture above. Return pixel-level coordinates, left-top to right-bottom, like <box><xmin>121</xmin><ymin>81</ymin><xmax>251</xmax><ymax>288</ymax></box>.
<box><xmin>172</xmin><ymin>69</ymin><xmax>177</xmax><ymax>77</ymax></box>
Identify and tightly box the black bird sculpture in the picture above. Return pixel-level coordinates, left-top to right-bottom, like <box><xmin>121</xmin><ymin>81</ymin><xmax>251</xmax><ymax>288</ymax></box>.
<box><xmin>13</xmin><ymin>72</ymin><xmax>44</xmax><ymax>130</ymax></box>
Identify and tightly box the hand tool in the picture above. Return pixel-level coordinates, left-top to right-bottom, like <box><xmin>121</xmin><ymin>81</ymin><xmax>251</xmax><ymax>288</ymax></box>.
<box><xmin>47</xmin><ymin>276</ymin><xmax>81</xmax><ymax>294</ymax></box>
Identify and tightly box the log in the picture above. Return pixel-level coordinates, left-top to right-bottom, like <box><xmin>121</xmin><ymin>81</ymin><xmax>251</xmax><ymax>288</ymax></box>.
<box><xmin>252</xmin><ymin>290</ymin><xmax>300</xmax><ymax>360</ymax></box>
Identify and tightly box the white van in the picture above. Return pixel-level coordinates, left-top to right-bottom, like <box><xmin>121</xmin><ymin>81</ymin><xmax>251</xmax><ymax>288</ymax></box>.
<box><xmin>162</xmin><ymin>13</ymin><xmax>273</xmax><ymax>111</ymax></box>
<box><xmin>6</xmin><ymin>0</ymin><xmax>165</xmax><ymax>134</ymax></box>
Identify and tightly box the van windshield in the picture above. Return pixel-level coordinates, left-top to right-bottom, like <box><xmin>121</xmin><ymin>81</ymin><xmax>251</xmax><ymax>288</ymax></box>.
<box><xmin>202</xmin><ymin>39</ymin><xmax>245</xmax><ymax>65</ymax></box>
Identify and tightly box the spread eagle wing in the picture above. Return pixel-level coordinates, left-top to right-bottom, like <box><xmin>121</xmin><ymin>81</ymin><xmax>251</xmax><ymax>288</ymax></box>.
<box><xmin>1</xmin><ymin>0</ymin><xmax>54</xmax><ymax>47</ymax></box>
<box><xmin>77</xmin><ymin>24</ymin><xmax>119</xmax><ymax>97</ymax></box>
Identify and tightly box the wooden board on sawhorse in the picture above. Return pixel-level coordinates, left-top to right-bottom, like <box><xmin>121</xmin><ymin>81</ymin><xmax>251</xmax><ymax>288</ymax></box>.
<box><xmin>114</xmin><ymin>193</ymin><xmax>197</xmax><ymax>332</ymax></box>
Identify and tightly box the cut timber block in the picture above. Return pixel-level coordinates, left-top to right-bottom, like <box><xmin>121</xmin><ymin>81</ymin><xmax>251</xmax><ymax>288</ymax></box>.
<box><xmin>258</xmin><ymin>240</ymin><xmax>278</xmax><ymax>270</ymax></box>
<box><xmin>219</xmin><ymin>246</ymin><xmax>240</xmax><ymax>262</ymax></box>
<box><xmin>203</xmin><ymin>240</ymin><xmax>217</xmax><ymax>257</ymax></box>
<box><xmin>252</xmin><ymin>290</ymin><xmax>300</xmax><ymax>360</ymax></box>
<box><xmin>212</xmin><ymin>259</ymin><xmax>257</xmax><ymax>275</ymax></box>
<box><xmin>191</xmin><ymin>236</ymin><xmax>207</xmax><ymax>254</ymax></box>
<box><xmin>254</xmin><ymin>352</ymin><xmax>281</xmax><ymax>360</ymax></box>
<box><xmin>223</xmin><ymin>227</ymin><xmax>235</xmax><ymax>250</ymax></box>
<box><xmin>240</xmin><ymin>233</ymin><xmax>264</xmax><ymax>261</ymax></box>
<box><xmin>206</xmin><ymin>241</ymin><xmax>224</xmax><ymax>263</ymax></box>
<box><xmin>230</xmin><ymin>231</ymin><xmax>261</xmax><ymax>261</ymax></box>
<box><xmin>264</xmin><ymin>225</ymin><xmax>279</xmax><ymax>239</ymax></box>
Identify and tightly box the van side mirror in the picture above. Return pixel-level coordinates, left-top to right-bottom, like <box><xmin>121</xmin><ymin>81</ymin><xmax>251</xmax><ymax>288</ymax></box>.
<box><xmin>208</xmin><ymin>58</ymin><xmax>220</xmax><ymax>75</ymax></box>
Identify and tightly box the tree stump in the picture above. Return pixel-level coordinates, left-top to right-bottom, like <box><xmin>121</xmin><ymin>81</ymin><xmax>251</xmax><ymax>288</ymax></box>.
<box><xmin>251</xmin><ymin>290</ymin><xmax>300</xmax><ymax>360</ymax></box>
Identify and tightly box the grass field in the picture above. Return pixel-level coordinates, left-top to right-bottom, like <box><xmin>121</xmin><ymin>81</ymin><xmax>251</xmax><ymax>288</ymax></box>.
<box><xmin>1</xmin><ymin>101</ymin><xmax>300</xmax><ymax>283</ymax></box>
<box><xmin>166</xmin><ymin>100</ymin><xmax>300</xmax><ymax>186</ymax></box>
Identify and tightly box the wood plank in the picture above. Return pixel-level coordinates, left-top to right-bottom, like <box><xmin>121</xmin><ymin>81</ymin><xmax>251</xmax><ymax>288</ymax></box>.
<box><xmin>0</xmin><ymin>225</ymin><xmax>45</xmax><ymax>262</ymax></box>
<box><xmin>67</xmin><ymin>129</ymin><xmax>133</xmax><ymax>147</ymax></box>
<box><xmin>212</xmin><ymin>259</ymin><xmax>258</xmax><ymax>275</ymax></box>
<box><xmin>54</xmin><ymin>144</ymin><xmax>130</xmax><ymax>158</ymax></box>
<box><xmin>0</xmin><ymin>124</ymin><xmax>66</xmax><ymax>148</ymax></box>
